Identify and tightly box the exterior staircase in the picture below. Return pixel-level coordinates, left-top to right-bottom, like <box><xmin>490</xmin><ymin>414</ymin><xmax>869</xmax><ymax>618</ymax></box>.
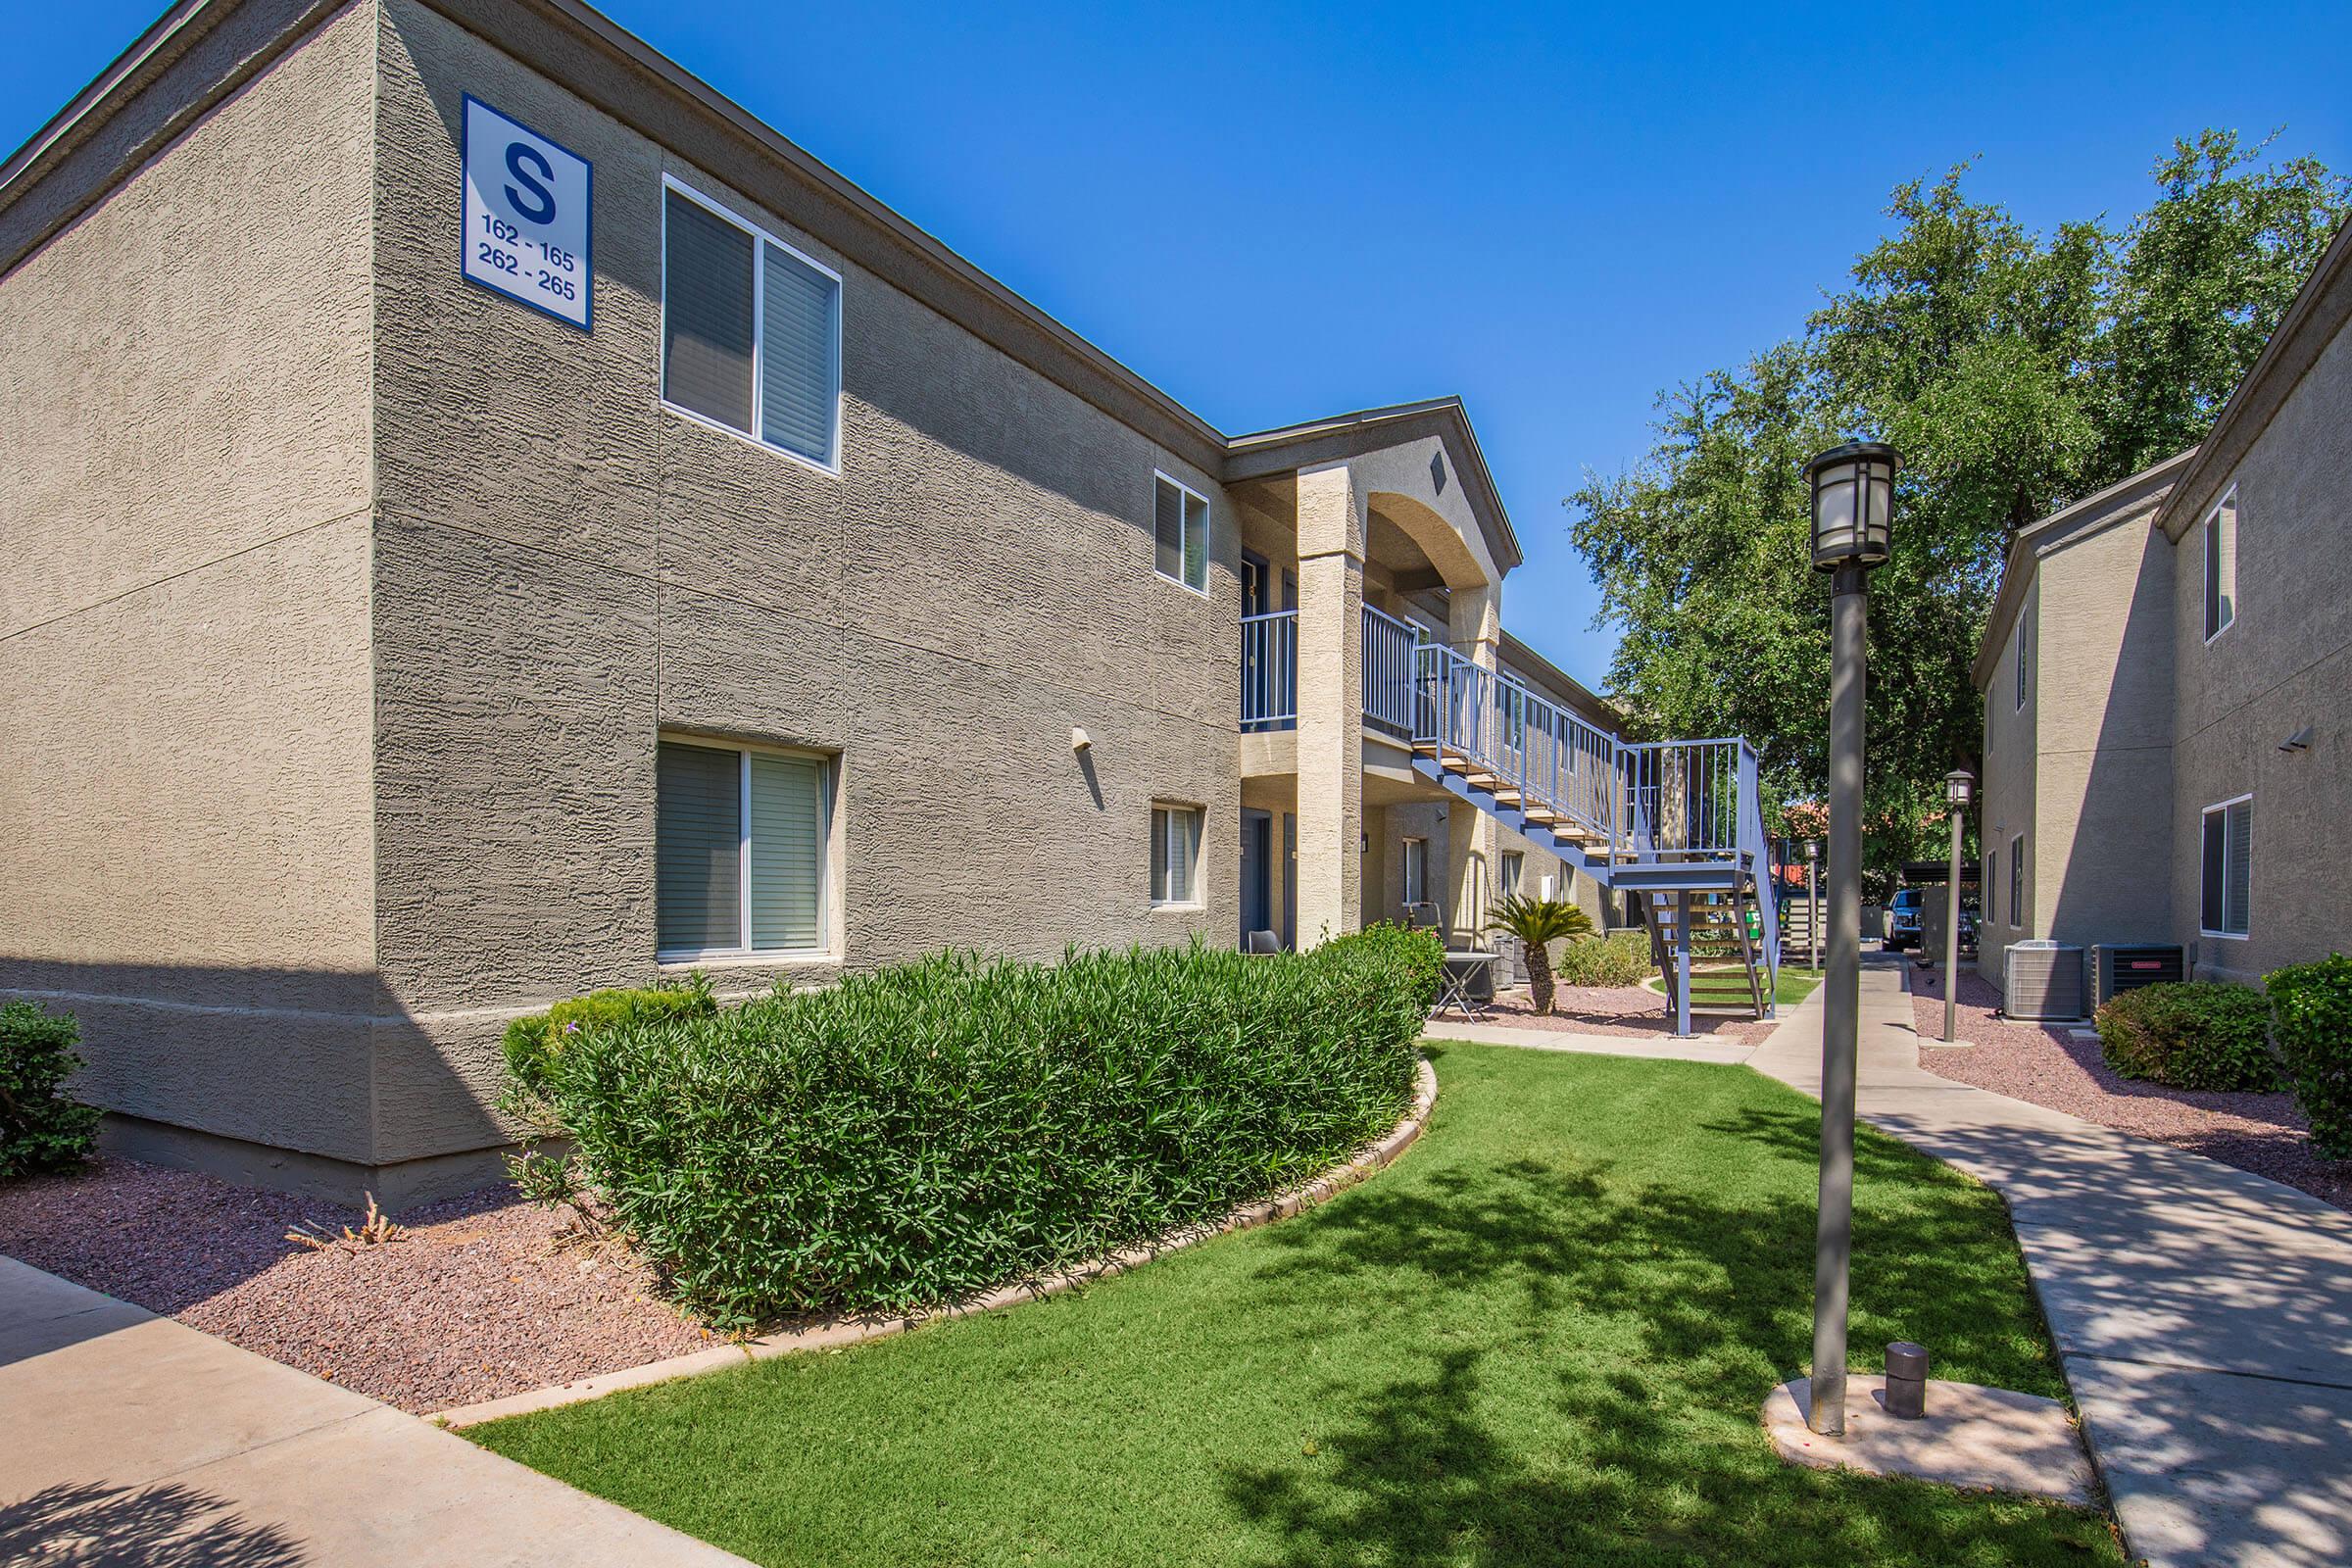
<box><xmin>1407</xmin><ymin>644</ymin><xmax>1780</xmax><ymax>1034</ymax></box>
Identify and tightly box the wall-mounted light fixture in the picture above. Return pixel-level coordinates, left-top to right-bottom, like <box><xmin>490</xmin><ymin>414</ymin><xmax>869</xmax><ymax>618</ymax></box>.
<box><xmin>1070</xmin><ymin>727</ymin><xmax>1091</xmax><ymax>753</ymax></box>
<box><xmin>2279</xmin><ymin>726</ymin><xmax>2315</xmax><ymax>753</ymax></box>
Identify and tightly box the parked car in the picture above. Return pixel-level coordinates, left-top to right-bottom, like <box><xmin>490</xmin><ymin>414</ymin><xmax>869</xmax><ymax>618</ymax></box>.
<box><xmin>1886</xmin><ymin>888</ymin><xmax>1926</xmax><ymax>951</ymax></box>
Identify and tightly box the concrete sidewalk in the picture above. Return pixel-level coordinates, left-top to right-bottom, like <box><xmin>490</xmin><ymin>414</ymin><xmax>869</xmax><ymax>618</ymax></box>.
<box><xmin>1749</xmin><ymin>956</ymin><xmax>2352</xmax><ymax>1568</ymax></box>
<box><xmin>0</xmin><ymin>1255</ymin><xmax>751</xmax><ymax>1566</ymax></box>
<box><xmin>1422</xmin><ymin>1018</ymin><xmax>1756</xmax><ymax>1064</ymax></box>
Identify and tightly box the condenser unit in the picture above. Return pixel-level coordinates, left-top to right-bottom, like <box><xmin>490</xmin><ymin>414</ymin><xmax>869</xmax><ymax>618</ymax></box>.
<box><xmin>2093</xmin><ymin>944</ymin><xmax>2186</xmax><ymax>1007</ymax></box>
<box><xmin>2003</xmin><ymin>941</ymin><xmax>2087</xmax><ymax>1022</ymax></box>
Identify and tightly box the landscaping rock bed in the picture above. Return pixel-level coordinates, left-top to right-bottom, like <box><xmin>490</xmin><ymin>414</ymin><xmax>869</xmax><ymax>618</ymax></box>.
<box><xmin>1482</xmin><ymin>984</ymin><xmax>1782</xmax><ymax>1046</ymax></box>
<box><xmin>1907</xmin><ymin>965</ymin><xmax>2349</xmax><ymax>1211</ymax></box>
<box><xmin>0</xmin><ymin>1157</ymin><xmax>713</xmax><ymax>1413</ymax></box>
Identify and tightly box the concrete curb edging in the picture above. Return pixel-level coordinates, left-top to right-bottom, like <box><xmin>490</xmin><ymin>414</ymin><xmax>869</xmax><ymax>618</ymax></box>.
<box><xmin>431</xmin><ymin>1055</ymin><xmax>1440</xmax><ymax>1430</ymax></box>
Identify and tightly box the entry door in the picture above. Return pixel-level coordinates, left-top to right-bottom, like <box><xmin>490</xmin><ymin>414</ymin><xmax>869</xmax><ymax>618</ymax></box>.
<box><xmin>1241</xmin><ymin>808</ymin><xmax>1274</xmax><ymax>943</ymax></box>
<box><xmin>1282</xmin><ymin>812</ymin><xmax>1298</xmax><ymax>950</ymax></box>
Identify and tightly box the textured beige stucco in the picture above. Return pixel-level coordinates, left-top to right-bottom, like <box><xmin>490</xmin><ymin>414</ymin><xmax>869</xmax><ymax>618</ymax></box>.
<box><xmin>0</xmin><ymin>4</ymin><xmax>381</xmax><ymax>1161</ymax></box>
<box><xmin>2167</xmin><ymin>313</ymin><xmax>2352</xmax><ymax>983</ymax></box>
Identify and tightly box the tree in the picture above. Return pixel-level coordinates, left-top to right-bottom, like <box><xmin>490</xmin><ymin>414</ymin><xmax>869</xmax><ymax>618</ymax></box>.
<box><xmin>1570</xmin><ymin>130</ymin><xmax>2346</xmax><ymax>891</ymax></box>
<box><xmin>1485</xmin><ymin>896</ymin><xmax>1595</xmax><ymax>1015</ymax></box>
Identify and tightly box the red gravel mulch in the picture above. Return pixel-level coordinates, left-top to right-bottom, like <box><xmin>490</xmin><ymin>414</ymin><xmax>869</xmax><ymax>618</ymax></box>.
<box><xmin>0</xmin><ymin>1157</ymin><xmax>716</xmax><ymax>1414</ymax></box>
<box><xmin>1906</xmin><ymin>964</ymin><xmax>2350</xmax><ymax>1212</ymax></box>
<box><xmin>1474</xmin><ymin>982</ymin><xmax>1783</xmax><ymax>1048</ymax></box>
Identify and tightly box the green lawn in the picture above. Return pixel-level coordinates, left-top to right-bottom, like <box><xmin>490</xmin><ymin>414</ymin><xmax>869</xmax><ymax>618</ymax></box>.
<box><xmin>1650</xmin><ymin>964</ymin><xmax>1823</xmax><ymax>1008</ymax></box>
<box><xmin>470</xmin><ymin>1045</ymin><xmax>2115</xmax><ymax>1567</ymax></box>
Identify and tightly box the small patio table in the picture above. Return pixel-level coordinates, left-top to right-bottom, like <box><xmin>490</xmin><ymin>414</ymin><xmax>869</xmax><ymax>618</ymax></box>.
<box><xmin>1435</xmin><ymin>949</ymin><xmax>1496</xmax><ymax>1022</ymax></box>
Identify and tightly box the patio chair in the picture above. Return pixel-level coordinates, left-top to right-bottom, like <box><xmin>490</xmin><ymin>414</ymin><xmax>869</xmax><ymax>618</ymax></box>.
<box><xmin>1244</xmin><ymin>929</ymin><xmax>1281</xmax><ymax>955</ymax></box>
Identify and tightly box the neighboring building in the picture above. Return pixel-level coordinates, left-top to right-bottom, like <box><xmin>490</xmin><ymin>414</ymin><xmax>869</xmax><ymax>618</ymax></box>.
<box><xmin>3</xmin><ymin>0</ymin><xmax>1706</xmax><ymax>1204</ymax></box>
<box><xmin>1974</xmin><ymin>217</ymin><xmax>2352</xmax><ymax>991</ymax></box>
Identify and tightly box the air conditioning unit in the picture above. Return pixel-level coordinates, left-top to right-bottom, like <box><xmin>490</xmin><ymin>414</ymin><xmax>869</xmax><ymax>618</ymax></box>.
<box><xmin>2093</xmin><ymin>944</ymin><xmax>2186</xmax><ymax>1007</ymax></box>
<box><xmin>2003</xmin><ymin>941</ymin><xmax>2086</xmax><ymax>1022</ymax></box>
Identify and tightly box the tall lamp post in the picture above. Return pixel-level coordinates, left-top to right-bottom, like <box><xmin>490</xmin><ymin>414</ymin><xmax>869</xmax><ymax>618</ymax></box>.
<box><xmin>1943</xmin><ymin>769</ymin><xmax>1975</xmax><ymax>1044</ymax></box>
<box><xmin>1803</xmin><ymin>439</ymin><xmax>1898</xmax><ymax>1438</ymax></box>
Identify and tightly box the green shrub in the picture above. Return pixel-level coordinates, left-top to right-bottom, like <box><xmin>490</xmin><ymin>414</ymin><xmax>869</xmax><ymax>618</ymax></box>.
<box><xmin>2095</xmin><ymin>981</ymin><xmax>2276</xmax><ymax>1091</ymax></box>
<box><xmin>502</xmin><ymin>973</ymin><xmax>716</xmax><ymax>1095</ymax></box>
<box><xmin>1550</xmin><ymin>928</ymin><xmax>1655</xmax><ymax>989</ymax></box>
<box><xmin>2269</xmin><ymin>954</ymin><xmax>2352</xmax><ymax>1158</ymax></box>
<box><xmin>518</xmin><ymin>936</ymin><xmax>1435</xmax><ymax>1326</ymax></box>
<box><xmin>1</xmin><ymin>1001</ymin><xmax>102</xmax><ymax>1179</ymax></box>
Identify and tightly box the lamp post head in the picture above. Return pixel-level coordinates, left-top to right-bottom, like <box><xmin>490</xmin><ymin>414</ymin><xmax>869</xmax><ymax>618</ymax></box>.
<box><xmin>1945</xmin><ymin>768</ymin><xmax>1975</xmax><ymax>808</ymax></box>
<box><xmin>1805</xmin><ymin>839</ymin><xmax>1820</xmax><ymax>860</ymax></box>
<box><xmin>1805</xmin><ymin>441</ymin><xmax>1899</xmax><ymax>572</ymax></box>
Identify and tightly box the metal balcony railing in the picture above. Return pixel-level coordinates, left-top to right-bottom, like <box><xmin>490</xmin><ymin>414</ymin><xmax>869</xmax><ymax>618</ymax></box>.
<box><xmin>1241</xmin><ymin>610</ymin><xmax>1297</xmax><ymax>730</ymax></box>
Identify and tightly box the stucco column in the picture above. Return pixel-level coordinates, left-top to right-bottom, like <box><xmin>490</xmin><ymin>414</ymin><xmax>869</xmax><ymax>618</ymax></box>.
<box><xmin>1294</xmin><ymin>465</ymin><xmax>1363</xmax><ymax>946</ymax></box>
<box><xmin>1446</xmin><ymin>580</ymin><xmax>1502</xmax><ymax>934</ymax></box>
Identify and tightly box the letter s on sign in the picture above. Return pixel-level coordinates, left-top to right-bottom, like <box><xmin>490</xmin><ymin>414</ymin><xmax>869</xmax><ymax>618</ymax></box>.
<box><xmin>504</xmin><ymin>141</ymin><xmax>557</xmax><ymax>225</ymax></box>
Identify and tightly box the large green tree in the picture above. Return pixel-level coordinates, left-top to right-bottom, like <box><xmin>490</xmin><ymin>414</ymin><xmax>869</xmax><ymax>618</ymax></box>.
<box><xmin>1570</xmin><ymin>130</ymin><xmax>2346</xmax><ymax>890</ymax></box>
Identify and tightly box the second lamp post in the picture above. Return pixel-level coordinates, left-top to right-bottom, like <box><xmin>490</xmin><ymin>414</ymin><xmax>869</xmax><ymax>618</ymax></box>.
<box><xmin>1803</xmin><ymin>439</ymin><xmax>1898</xmax><ymax>1439</ymax></box>
<box><xmin>1943</xmin><ymin>768</ymin><xmax>1975</xmax><ymax>1043</ymax></box>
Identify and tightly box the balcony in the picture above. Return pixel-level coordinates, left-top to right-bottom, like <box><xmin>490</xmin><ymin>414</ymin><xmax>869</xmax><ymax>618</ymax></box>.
<box><xmin>1239</xmin><ymin>604</ymin><xmax>1433</xmax><ymax>735</ymax></box>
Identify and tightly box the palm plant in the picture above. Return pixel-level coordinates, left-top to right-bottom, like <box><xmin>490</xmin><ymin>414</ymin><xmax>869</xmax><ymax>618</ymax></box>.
<box><xmin>1485</xmin><ymin>896</ymin><xmax>1596</xmax><ymax>1015</ymax></box>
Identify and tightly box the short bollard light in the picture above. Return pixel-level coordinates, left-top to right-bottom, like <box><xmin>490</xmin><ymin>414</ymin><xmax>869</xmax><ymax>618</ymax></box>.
<box><xmin>1886</xmin><ymin>1342</ymin><xmax>1930</xmax><ymax>1420</ymax></box>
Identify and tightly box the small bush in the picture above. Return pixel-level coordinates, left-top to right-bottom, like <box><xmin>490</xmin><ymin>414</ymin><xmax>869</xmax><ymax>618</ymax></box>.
<box><xmin>1</xmin><ymin>1001</ymin><xmax>102</xmax><ymax>1179</ymax></box>
<box><xmin>1551</xmin><ymin>929</ymin><xmax>1655</xmax><ymax>989</ymax></box>
<box><xmin>502</xmin><ymin>973</ymin><xmax>716</xmax><ymax>1095</ymax></box>
<box><xmin>2269</xmin><ymin>954</ymin><xmax>2352</xmax><ymax>1158</ymax></box>
<box><xmin>518</xmin><ymin>935</ymin><xmax>1436</xmax><ymax>1325</ymax></box>
<box><xmin>2095</xmin><ymin>982</ymin><xmax>2276</xmax><ymax>1091</ymax></box>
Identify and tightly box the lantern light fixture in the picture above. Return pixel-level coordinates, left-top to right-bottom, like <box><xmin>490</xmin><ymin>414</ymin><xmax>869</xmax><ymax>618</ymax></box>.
<box><xmin>1805</xmin><ymin>441</ymin><xmax>1899</xmax><ymax>571</ymax></box>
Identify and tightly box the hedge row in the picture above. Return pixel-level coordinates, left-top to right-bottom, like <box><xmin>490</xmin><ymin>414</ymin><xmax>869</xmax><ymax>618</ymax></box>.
<box><xmin>510</xmin><ymin>925</ymin><xmax>1440</xmax><ymax>1325</ymax></box>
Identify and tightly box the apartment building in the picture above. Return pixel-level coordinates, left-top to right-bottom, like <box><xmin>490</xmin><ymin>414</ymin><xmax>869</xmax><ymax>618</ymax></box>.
<box><xmin>0</xmin><ymin>0</ymin><xmax>1676</xmax><ymax>1203</ymax></box>
<box><xmin>1974</xmin><ymin>217</ymin><xmax>2352</xmax><ymax>992</ymax></box>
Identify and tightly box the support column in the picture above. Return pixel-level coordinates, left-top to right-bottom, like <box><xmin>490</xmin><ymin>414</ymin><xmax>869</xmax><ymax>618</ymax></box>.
<box><xmin>1294</xmin><ymin>465</ymin><xmax>1363</xmax><ymax>947</ymax></box>
<box><xmin>1446</xmin><ymin>580</ymin><xmax>1502</xmax><ymax>939</ymax></box>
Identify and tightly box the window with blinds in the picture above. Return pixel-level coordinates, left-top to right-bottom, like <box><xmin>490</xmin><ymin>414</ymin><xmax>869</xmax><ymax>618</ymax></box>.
<box><xmin>2008</xmin><ymin>834</ymin><xmax>2024</xmax><ymax>929</ymax></box>
<box><xmin>1151</xmin><ymin>804</ymin><xmax>1203</xmax><ymax>906</ymax></box>
<box><xmin>1402</xmin><ymin>837</ymin><xmax>1429</xmax><ymax>907</ymax></box>
<box><xmin>2204</xmin><ymin>489</ymin><xmax>2237</xmax><ymax>641</ymax></box>
<box><xmin>2201</xmin><ymin>796</ymin><xmax>2252</xmax><ymax>937</ymax></box>
<box><xmin>662</xmin><ymin>181</ymin><xmax>842</xmax><ymax>469</ymax></box>
<box><xmin>1153</xmin><ymin>472</ymin><xmax>1209</xmax><ymax>593</ymax></box>
<box><xmin>656</xmin><ymin>739</ymin><xmax>830</xmax><ymax>957</ymax></box>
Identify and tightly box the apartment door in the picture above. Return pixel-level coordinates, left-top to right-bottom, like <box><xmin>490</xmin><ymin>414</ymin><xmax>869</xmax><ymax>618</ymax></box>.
<box><xmin>1241</xmin><ymin>808</ymin><xmax>1275</xmax><ymax>944</ymax></box>
<box><xmin>1282</xmin><ymin>811</ymin><xmax>1298</xmax><ymax>949</ymax></box>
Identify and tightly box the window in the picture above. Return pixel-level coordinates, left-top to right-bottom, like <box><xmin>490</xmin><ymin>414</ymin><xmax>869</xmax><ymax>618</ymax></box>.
<box><xmin>2014</xmin><ymin>617</ymin><xmax>2030</xmax><ymax>711</ymax></box>
<box><xmin>2008</xmin><ymin>834</ymin><xmax>2025</xmax><ymax>929</ymax></box>
<box><xmin>1151</xmin><ymin>805</ymin><xmax>1203</xmax><ymax>906</ymax></box>
<box><xmin>1984</xmin><ymin>852</ymin><xmax>1997</xmax><ymax>925</ymax></box>
<box><xmin>657</xmin><ymin>739</ymin><xmax>829</xmax><ymax>958</ymax></box>
<box><xmin>2204</xmin><ymin>489</ymin><xmax>2237</xmax><ymax>641</ymax></box>
<box><xmin>662</xmin><ymin>180</ymin><xmax>842</xmax><ymax>470</ymax></box>
<box><xmin>2201</xmin><ymin>796</ymin><xmax>2252</xmax><ymax>937</ymax></box>
<box><xmin>1153</xmin><ymin>472</ymin><xmax>1209</xmax><ymax>594</ymax></box>
<box><xmin>1401</xmin><ymin>837</ymin><xmax>1429</xmax><ymax>906</ymax></box>
<box><xmin>1500</xmin><ymin>851</ymin><xmax>1525</xmax><ymax>901</ymax></box>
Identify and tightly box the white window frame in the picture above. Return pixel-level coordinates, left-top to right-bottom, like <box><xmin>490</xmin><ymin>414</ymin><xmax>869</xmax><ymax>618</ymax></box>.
<box><xmin>2008</xmin><ymin>833</ymin><xmax>2025</xmax><ymax>931</ymax></box>
<box><xmin>1152</xmin><ymin>470</ymin><xmax>1211</xmax><ymax>597</ymax></box>
<box><xmin>655</xmin><ymin>735</ymin><xmax>835</xmax><ymax>963</ymax></box>
<box><xmin>1150</xmin><ymin>802</ymin><xmax>1204</xmax><ymax>908</ymax></box>
<box><xmin>659</xmin><ymin>174</ymin><xmax>845</xmax><ymax>478</ymax></box>
<box><xmin>1499</xmin><ymin>851</ymin><xmax>1525</xmax><ymax>902</ymax></box>
<box><xmin>1401</xmin><ymin>836</ymin><xmax>1429</xmax><ymax>907</ymax></box>
<box><xmin>2203</xmin><ymin>486</ymin><xmax>2237</xmax><ymax>645</ymax></box>
<box><xmin>2200</xmin><ymin>794</ymin><xmax>2253</xmax><ymax>940</ymax></box>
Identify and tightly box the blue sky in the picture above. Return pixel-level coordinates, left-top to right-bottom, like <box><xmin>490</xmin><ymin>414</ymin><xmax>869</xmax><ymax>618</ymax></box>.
<box><xmin>7</xmin><ymin>1</ymin><xmax>2348</xmax><ymax>687</ymax></box>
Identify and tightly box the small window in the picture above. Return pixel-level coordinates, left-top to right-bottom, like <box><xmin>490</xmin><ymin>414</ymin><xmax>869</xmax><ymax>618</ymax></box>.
<box><xmin>1151</xmin><ymin>804</ymin><xmax>1203</xmax><ymax>906</ymax></box>
<box><xmin>1500</xmin><ymin>851</ymin><xmax>1525</xmax><ymax>901</ymax></box>
<box><xmin>1401</xmin><ymin>836</ymin><xmax>1429</xmax><ymax>906</ymax></box>
<box><xmin>2204</xmin><ymin>489</ymin><xmax>2237</xmax><ymax>641</ymax></box>
<box><xmin>2200</xmin><ymin>796</ymin><xmax>2252</xmax><ymax>937</ymax></box>
<box><xmin>1153</xmin><ymin>472</ymin><xmax>1210</xmax><ymax>594</ymax></box>
<box><xmin>2008</xmin><ymin>834</ymin><xmax>2025</xmax><ymax>928</ymax></box>
<box><xmin>657</xmin><ymin>739</ymin><xmax>829</xmax><ymax>958</ymax></box>
<box><xmin>2014</xmin><ymin>617</ymin><xmax>2030</xmax><ymax>711</ymax></box>
<box><xmin>1984</xmin><ymin>852</ymin><xmax>1996</xmax><ymax>925</ymax></box>
<box><xmin>662</xmin><ymin>180</ymin><xmax>842</xmax><ymax>470</ymax></box>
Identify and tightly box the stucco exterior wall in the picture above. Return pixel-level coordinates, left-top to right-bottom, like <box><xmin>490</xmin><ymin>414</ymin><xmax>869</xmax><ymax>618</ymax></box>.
<box><xmin>2168</xmin><ymin>313</ymin><xmax>2352</xmax><ymax>984</ymax></box>
<box><xmin>0</xmin><ymin>4</ymin><xmax>381</xmax><ymax>1166</ymax></box>
<box><xmin>2031</xmin><ymin>503</ymin><xmax>2177</xmax><ymax>953</ymax></box>
<box><xmin>1976</xmin><ymin>577</ymin><xmax>2038</xmax><ymax>982</ymax></box>
<box><xmin>365</xmin><ymin>1</ymin><xmax>1238</xmax><ymax>1167</ymax></box>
